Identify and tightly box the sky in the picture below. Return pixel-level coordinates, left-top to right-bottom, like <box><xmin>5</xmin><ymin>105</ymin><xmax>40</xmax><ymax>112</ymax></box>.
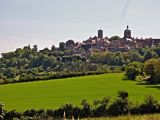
<box><xmin>0</xmin><ymin>0</ymin><xmax>160</xmax><ymax>53</ymax></box>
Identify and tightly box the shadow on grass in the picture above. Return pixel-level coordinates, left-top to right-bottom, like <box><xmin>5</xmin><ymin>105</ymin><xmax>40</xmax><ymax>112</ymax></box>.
<box><xmin>136</xmin><ymin>81</ymin><xmax>160</xmax><ymax>90</ymax></box>
<box><xmin>123</xmin><ymin>75</ymin><xmax>160</xmax><ymax>90</ymax></box>
<box><xmin>136</xmin><ymin>82</ymin><xmax>157</xmax><ymax>85</ymax></box>
<box><xmin>146</xmin><ymin>85</ymin><xmax>160</xmax><ymax>89</ymax></box>
<box><xmin>123</xmin><ymin>77</ymin><xmax>135</xmax><ymax>81</ymax></box>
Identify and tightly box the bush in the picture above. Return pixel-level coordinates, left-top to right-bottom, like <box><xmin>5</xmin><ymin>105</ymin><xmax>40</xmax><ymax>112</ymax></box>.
<box><xmin>108</xmin><ymin>90</ymin><xmax>130</xmax><ymax>116</ymax></box>
<box><xmin>125</xmin><ymin>62</ymin><xmax>143</xmax><ymax>80</ymax></box>
<box><xmin>80</xmin><ymin>99</ymin><xmax>92</xmax><ymax>117</ymax></box>
<box><xmin>93</xmin><ymin>97</ymin><xmax>110</xmax><ymax>117</ymax></box>
<box><xmin>4</xmin><ymin>110</ymin><xmax>21</xmax><ymax>119</ymax></box>
<box><xmin>139</xmin><ymin>95</ymin><xmax>159</xmax><ymax>114</ymax></box>
<box><xmin>23</xmin><ymin>109</ymin><xmax>37</xmax><ymax>117</ymax></box>
<box><xmin>60</xmin><ymin>104</ymin><xmax>74</xmax><ymax>118</ymax></box>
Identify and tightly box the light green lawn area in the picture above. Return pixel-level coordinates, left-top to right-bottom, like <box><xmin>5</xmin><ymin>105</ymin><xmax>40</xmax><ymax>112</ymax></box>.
<box><xmin>0</xmin><ymin>73</ymin><xmax>160</xmax><ymax>111</ymax></box>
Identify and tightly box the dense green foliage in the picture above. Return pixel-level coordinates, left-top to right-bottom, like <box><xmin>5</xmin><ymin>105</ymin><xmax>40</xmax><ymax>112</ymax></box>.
<box><xmin>0</xmin><ymin>45</ymin><xmax>160</xmax><ymax>84</ymax></box>
<box><xmin>144</xmin><ymin>58</ymin><xmax>160</xmax><ymax>83</ymax></box>
<box><xmin>125</xmin><ymin>62</ymin><xmax>143</xmax><ymax>80</ymax></box>
<box><xmin>2</xmin><ymin>91</ymin><xmax>160</xmax><ymax>120</ymax></box>
<box><xmin>109</xmin><ymin>36</ymin><xmax>121</xmax><ymax>40</ymax></box>
<box><xmin>125</xmin><ymin>58</ymin><xmax>160</xmax><ymax>83</ymax></box>
<box><xmin>0</xmin><ymin>73</ymin><xmax>160</xmax><ymax>111</ymax></box>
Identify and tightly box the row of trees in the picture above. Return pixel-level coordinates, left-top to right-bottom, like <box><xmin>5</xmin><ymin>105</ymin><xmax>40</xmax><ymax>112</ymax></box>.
<box><xmin>1</xmin><ymin>44</ymin><xmax>160</xmax><ymax>84</ymax></box>
<box><xmin>1</xmin><ymin>91</ymin><xmax>160</xmax><ymax>119</ymax></box>
<box><xmin>90</xmin><ymin>48</ymin><xmax>160</xmax><ymax>66</ymax></box>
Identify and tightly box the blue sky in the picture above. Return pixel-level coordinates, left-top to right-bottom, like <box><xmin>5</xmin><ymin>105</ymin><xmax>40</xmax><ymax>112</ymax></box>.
<box><xmin>0</xmin><ymin>0</ymin><xmax>160</xmax><ymax>53</ymax></box>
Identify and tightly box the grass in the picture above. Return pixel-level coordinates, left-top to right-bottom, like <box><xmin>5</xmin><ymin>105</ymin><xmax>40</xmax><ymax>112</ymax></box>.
<box><xmin>0</xmin><ymin>73</ymin><xmax>160</xmax><ymax>111</ymax></box>
<box><xmin>84</xmin><ymin>114</ymin><xmax>160</xmax><ymax>120</ymax></box>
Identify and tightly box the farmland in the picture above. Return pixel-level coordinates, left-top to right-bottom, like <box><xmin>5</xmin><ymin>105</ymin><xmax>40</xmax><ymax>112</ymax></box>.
<box><xmin>0</xmin><ymin>73</ymin><xmax>160</xmax><ymax>111</ymax></box>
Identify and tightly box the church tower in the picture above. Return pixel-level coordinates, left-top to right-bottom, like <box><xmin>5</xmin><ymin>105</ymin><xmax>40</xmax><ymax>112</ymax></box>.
<box><xmin>98</xmin><ymin>29</ymin><xmax>103</xmax><ymax>39</ymax></box>
<box><xmin>124</xmin><ymin>25</ymin><xmax>132</xmax><ymax>39</ymax></box>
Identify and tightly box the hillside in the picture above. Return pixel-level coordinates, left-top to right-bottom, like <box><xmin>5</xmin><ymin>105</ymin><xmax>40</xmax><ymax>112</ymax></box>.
<box><xmin>0</xmin><ymin>73</ymin><xmax>160</xmax><ymax>111</ymax></box>
<box><xmin>1</xmin><ymin>44</ymin><xmax>160</xmax><ymax>85</ymax></box>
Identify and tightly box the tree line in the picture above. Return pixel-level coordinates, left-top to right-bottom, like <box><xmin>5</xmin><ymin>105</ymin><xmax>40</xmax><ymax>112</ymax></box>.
<box><xmin>0</xmin><ymin>91</ymin><xmax>160</xmax><ymax>120</ymax></box>
<box><xmin>1</xmin><ymin>44</ymin><xmax>160</xmax><ymax>84</ymax></box>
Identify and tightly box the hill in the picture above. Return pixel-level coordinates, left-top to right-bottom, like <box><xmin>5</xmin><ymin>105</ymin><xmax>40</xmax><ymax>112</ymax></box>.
<box><xmin>1</xmin><ymin>44</ymin><xmax>160</xmax><ymax>84</ymax></box>
<box><xmin>0</xmin><ymin>73</ymin><xmax>160</xmax><ymax>111</ymax></box>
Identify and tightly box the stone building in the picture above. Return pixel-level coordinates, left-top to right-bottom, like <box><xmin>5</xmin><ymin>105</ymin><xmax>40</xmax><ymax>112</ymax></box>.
<box><xmin>63</xmin><ymin>26</ymin><xmax>160</xmax><ymax>55</ymax></box>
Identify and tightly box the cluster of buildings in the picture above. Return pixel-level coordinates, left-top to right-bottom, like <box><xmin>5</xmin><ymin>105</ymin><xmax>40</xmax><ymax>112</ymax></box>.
<box><xmin>60</xmin><ymin>26</ymin><xmax>160</xmax><ymax>55</ymax></box>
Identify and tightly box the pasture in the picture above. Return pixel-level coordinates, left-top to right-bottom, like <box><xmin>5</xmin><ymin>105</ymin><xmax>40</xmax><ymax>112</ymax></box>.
<box><xmin>84</xmin><ymin>114</ymin><xmax>160</xmax><ymax>120</ymax></box>
<box><xmin>0</xmin><ymin>73</ymin><xmax>160</xmax><ymax>111</ymax></box>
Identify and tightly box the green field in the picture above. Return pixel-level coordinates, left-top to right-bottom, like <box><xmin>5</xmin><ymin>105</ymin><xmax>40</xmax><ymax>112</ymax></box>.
<box><xmin>0</xmin><ymin>73</ymin><xmax>160</xmax><ymax>111</ymax></box>
<box><xmin>83</xmin><ymin>114</ymin><xmax>160</xmax><ymax>120</ymax></box>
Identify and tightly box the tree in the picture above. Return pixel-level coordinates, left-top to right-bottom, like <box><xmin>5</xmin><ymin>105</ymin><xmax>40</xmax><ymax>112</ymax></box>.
<box><xmin>32</xmin><ymin>45</ymin><xmax>38</xmax><ymax>52</ymax></box>
<box><xmin>128</xmin><ymin>51</ymin><xmax>143</xmax><ymax>62</ymax></box>
<box><xmin>112</xmin><ymin>52</ymin><xmax>124</xmax><ymax>66</ymax></box>
<box><xmin>80</xmin><ymin>99</ymin><xmax>91</xmax><ymax>117</ymax></box>
<box><xmin>108</xmin><ymin>90</ymin><xmax>130</xmax><ymax>116</ymax></box>
<box><xmin>15</xmin><ymin>48</ymin><xmax>24</xmax><ymax>58</ymax></box>
<box><xmin>125</xmin><ymin>62</ymin><xmax>143</xmax><ymax>80</ymax></box>
<box><xmin>153</xmin><ymin>47</ymin><xmax>160</xmax><ymax>56</ymax></box>
<box><xmin>139</xmin><ymin>95</ymin><xmax>159</xmax><ymax>113</ymax></box>
<box><xmin>66</xmin><ymin>40</ymin><xmax>75</xmax><ymax>49</ymax></box>
<box><xmin>1</xmin><ymin>52</ymin><xmax>16</xmax><ymax>59</ymax></box>
<box><xmin>39</xmin><ymin>47</ymin><xmax>50</xmax><ymax>55</ymax></box>
<box><xmin>3</xmin><ymin>68</ymin><xmax>16</xmax><ymax>79</ymax></box>
<box><xmin>109</xmin><ymin>36</ymin><xmax>121</xmax><ymax>41</ymax></box>
<box><xmin>90</xmin><ymin>51</ymin><xmax>108</xmax><ymax>64</ymax></box>
<box><xmin>23</xmin><ymin>45</ymin><xmax>31</xmax><ymax>51</ymax></box>
<box><xmin>137</xmin><ymin>48</ymin><xmax>146</xmax><ymax>56</ymax></box>
<box><xmin>143</xmin><ymin>51</ymin><xmax>158</xmax><ymax>62</ymax></box>
<box><xmin>93</xmin><ymin>97</ymin><xmax>110</xmax><ymax>116</ymax></box>
<box><xmin>59</xmin><ymin>42</ymin><xmax>66</xmax><ymax>51</ymax></box>
<box><xmin>61</xmin><ymin>104</ymin><xmax>74</xmax><ymax>118</ymax></box>
<box><xmin>144</xmin><ymin>58</ymin><xmax>160</xmax><ymax>82</ymax></box>
<box><xmin>51</xmin><ymin>45</ymin><xmax>56</xmax><ymax>51</ymax></box>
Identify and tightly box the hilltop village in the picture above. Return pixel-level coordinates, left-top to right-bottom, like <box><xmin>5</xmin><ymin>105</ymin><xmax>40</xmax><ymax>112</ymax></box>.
<box><xmin>59</xmin><ymin>26</ymin><xmax>160</xmax><ymax>55</ymax></box>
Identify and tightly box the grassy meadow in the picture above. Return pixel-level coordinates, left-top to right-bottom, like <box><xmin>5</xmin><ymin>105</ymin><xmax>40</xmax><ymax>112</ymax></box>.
<box><xmin>83</xmin><ymin>114</ymin><xmax>160</xmax><ymax>120</ymax></box>
<box><xmin>0</xmin><ymin>73</ymin><xmax>160</xmax><ymax>111</ymax></box>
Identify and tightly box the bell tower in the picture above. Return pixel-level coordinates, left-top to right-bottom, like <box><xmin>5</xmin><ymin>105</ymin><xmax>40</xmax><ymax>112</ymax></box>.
<box><xmin>98</xmin><ymin>29</ymin><xmax>103</xmax><ymax>39</ymax></box>
<box><xmin>124</xmin><ymin>25</ymin><xmax>132</xmax><ymax>39</ymax></box>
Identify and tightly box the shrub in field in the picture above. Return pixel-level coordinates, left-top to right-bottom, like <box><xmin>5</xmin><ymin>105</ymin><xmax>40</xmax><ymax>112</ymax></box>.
<box><xmin>4</xmin><ymin>110</ymin><xmax>21</xmax><ymax>120</ymax></box>
<box><xmin>125</xmin><ymin>62</ymin><xmax>143</xmax><ymax>80</ymax></box>
<box><xmin>60</xmin><ymin>104</ymin><xmax>74</xmax><ymax>119</ymax></box>
<box><xmin>23</xmin><ymin>109</ymin><xmax>37</xmax><ymax>117</ymax></box>
<box><xmin>93</xmin><ymin>97</ymin><xmax>110</xmax><ymax>117</ymax></box>
<box><xmin>46</xmin><ymin>109</ymin><xmax>54</xmax><ymax>117</ymax></box>
<box><xmin>139</xmin><ymin>95</ymin><xmax>159</xmax><ymax>114</ymax></box>
<box><xmin>80</xmin><ymin>99</ymin><xmax>92</xmax><ymax>118</ymax></box>
<box><xmin>53</xmin><ymin>107</ymin><xmax>64</xmax><ymax>119</ymax></box>
<box><xmin>108</xmin><ymin>90</ymin><xmax>130</xmax><ymax>116</ymax></box>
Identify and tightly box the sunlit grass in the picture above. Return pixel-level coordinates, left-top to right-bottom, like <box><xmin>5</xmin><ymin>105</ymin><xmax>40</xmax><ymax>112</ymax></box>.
<box><xmin>0</xmin><ymin>73</ymin><xmax>160</xmax><ymax>111</ymax></box>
